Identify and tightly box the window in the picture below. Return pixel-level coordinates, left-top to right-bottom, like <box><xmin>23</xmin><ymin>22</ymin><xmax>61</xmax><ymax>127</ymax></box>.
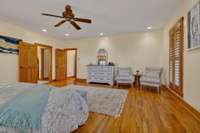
<box><xmin>169</xmin><ymin>17</ymin><xmax>184</xmax><ymax>97</ymax></box>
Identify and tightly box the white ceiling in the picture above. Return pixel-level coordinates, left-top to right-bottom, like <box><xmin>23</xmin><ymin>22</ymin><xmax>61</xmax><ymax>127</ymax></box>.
<box><xmin>0</xmin><ymin>0</ymin><xmax>181</xmax><ymax>40</ymax></box>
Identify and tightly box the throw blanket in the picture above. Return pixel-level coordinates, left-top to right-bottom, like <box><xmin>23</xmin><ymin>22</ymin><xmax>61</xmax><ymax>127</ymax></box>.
<box><xmin>41</xmin><ymin>88</ymin><xmax>89</xmax><ymax>133</ymax></box>
<box><xmin>0</xmin><ymin>84</ymin><xmax>51</xmax><ymax>130</ymax></box>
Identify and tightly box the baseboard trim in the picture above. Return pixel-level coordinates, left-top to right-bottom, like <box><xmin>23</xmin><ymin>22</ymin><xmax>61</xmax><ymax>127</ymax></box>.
<box><xmin>67</xmin><ymin>76</ymin><xmax>76</xmax><ymax>78</ymax></box>
<box><xmin>48</xmin><ymin>79</ymin><xmax>56</xmax><ymax>83</ymax></box>
<box><xmin>75</xmin><ymin>78</ymin><xmax>86</xmax><ymax>83</ymax></box>
<box><xmin>162</xmin><ymin>85</ymin><xmax>200</xmax><ymax>122</ymax></box>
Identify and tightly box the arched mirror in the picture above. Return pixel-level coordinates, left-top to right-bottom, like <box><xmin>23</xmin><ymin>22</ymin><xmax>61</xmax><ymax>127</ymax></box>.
<box><xmin>97</xmin><ymin>49</ymin><xmax>108</xmax><ymax>65</ymax></box>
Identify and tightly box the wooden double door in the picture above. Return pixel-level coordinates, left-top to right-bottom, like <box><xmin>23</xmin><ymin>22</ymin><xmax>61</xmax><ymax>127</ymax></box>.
<box><xmin>19</xmin><ymin>43</ymin><xmax>74</xmax><ymax>82</ymax></box>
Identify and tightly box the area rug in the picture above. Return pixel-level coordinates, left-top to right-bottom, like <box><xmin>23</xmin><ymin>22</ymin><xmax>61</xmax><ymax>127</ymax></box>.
<box><xmin>65</xmin><ymin>85</ymin><xmax>128</xmax><ymax>118</ymax></box>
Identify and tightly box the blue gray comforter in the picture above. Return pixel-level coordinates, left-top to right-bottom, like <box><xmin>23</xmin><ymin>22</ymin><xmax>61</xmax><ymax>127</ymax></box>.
<box><xmin>0</xmin><ymin>83</ymin><xmax>51</xmax><ymax>129</ymax></box>
<box><xmin>0</xmin><ymin>83</ymin><xmax>89</xmax><ymax>133</ymax></box>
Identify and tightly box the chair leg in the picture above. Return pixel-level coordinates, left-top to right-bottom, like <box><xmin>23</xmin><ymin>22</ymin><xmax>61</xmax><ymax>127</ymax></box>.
<box><xmin>141</xmin><ymin>85</ymin><xmax>143</xmax><ymax>90</ymax></box>
<box><xmin>157</xmin><ymin>87</ymin><xmax>160</xmax><ymax>93</ymax></box>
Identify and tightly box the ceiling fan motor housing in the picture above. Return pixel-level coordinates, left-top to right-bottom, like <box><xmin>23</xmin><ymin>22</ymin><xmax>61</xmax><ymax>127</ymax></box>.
<box><xmin>42</xmin><ymin>4</ymin><xmax>91</xmax><ymax>30</ymax></box>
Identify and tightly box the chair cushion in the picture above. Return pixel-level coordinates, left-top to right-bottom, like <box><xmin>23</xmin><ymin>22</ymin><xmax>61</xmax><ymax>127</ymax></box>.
<box><xmin>140</xmin><ymin>76</ymin><xmax>160</xmax><ymax>84</ymax></box>
<box><xmin>145</xmin><ymin>72</ymin><xmax>160</xmax><ymax>78</ymax></box>
<box><xmin>118</xmin><ymin>71</ymin><xmax>131</xmax><ymax>76</ymax></box>
<box><xmin>116</xmin><ymin>75</ymin><xmax>133</xmax><ymax>81</ymax></box>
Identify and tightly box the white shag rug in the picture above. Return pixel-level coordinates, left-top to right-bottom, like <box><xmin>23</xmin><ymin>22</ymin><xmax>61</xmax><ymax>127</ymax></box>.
<box><xmin>65</xmin><ymin>85</ymin><xmax>128</xmax><ymax>118</ymax></box>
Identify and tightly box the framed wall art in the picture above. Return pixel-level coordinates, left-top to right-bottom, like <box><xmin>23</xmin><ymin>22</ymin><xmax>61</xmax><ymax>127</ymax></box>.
<box><xmin>0</xmin><ymin>35</ymin><xmax>21</xmax><ymax>54</ymax></box>
<box><xmin>187</xmin><ymin>1</ymin><xmax>200</xmax><ymax>50</ymax></box>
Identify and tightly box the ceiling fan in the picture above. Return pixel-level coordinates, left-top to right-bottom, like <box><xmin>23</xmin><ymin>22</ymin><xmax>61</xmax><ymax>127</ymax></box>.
<box><xmin>42</xmin><ymin>5</ymin><xmax>92</xmax><ymax>30</ymax></box>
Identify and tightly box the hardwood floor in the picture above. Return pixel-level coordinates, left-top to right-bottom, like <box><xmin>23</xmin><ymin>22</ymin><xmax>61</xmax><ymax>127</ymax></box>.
<box><xmin>49</xmin><ymin>80</ymin><xmax>200</xmax><ymax>133</ymax></box>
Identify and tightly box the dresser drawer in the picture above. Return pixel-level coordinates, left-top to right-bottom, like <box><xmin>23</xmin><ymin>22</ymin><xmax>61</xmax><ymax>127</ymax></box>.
<box><xmin>87</xmin><ymin>65</ymin><xmax>114</xmax><ymax>85</ymax></box>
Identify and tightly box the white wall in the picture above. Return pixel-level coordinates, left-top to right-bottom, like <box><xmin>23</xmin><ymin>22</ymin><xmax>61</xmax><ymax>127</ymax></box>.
<box><xmin>64</xmin><ymin>30</ymin><xmax>163</xmax><ymax>79</ymax></box>
<box><xmin>161</xmin><ymin>0</ymin><xmax>200</xmax><ymax>111</ymax></box>
<box><xmin>0</xmin><ymin>20</ymin><xmax>67</xmax><ymax>82</ymax></box>
<box><xmin>44</xmin><ymin>48</ymin><xmax>50</xmax><ymax>78</ymax></box>
<box><xmin>0</xmin><ymin>53</ymin><xmax>18</xmax><ymax>82</ymax></box>
<box><xmin>67</xmin><ymin>50</ymin><xmax>76</xmax><ymax>77</ymax></box>
<box><xmin>0</xmin><ymin>20</ymin><xmax>163</xmax><ymax>83</ymax></box>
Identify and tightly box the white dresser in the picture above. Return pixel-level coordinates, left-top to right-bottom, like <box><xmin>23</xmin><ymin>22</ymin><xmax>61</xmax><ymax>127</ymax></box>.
<box><xmin>87</xmin><ymin>65</ymin><xmax>114</xmax><ymax>86</ymax></box>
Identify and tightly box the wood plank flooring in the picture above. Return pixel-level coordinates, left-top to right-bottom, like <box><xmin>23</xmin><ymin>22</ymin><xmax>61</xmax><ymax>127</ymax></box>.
<box><xmin>49</xmin><ymin>80</ymin><xmax>200</xmax><ymax>133</ymax></box>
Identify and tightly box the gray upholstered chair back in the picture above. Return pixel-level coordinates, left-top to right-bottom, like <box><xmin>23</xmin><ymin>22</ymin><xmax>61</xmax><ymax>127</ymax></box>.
<box><xmin>145</xmin><ymin>67</ymin><xmax>163</xmax><ymax>77</ymax></box>
<box><xmin>141</xmin><ymin>67</ymin><xmax>163</xmax><ymax>92</ymax></box>
<box><xmin>115</xmin><ymin>67</ymin><xmax>134</xmax><ymax>87</ymax></box>
<box><xmin>116</xmin><ymin>67</ymin><xmax>132</xmax><ymax>76</ymax></box>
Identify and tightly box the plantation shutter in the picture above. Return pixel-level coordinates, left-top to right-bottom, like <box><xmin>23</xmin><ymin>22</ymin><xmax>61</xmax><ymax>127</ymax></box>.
<box><xmin>169</xmin><ymin>17</ymin><xmax>184</xmax><ymax>96</ymax></box>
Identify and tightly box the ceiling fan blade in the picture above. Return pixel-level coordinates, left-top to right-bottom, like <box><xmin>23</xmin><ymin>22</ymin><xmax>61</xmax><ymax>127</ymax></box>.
<box><xmin>42</xmin><ymin>13</ymin><xmax>63</xmax><ymax>18</ymax></box>
<box><xmin>54</xmin><ymin>20</ymin><xmax>66</xmax><ymax>27</ymax></box>
<box><xmin>70</xmin><ymin>21</ymin><xmax>81</xmax><ymax>30</ymax></box>
<box><xmin>74</xmin><ymin>18</ymin><xmax>92</xmax><ymax>23</ymax></box>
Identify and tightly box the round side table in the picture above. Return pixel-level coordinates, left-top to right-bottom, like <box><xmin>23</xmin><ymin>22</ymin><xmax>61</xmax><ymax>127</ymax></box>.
<box><xmin>134</xmin><ymin>74</ymin><xmax>141</xmax><ymax>88</ymax></box>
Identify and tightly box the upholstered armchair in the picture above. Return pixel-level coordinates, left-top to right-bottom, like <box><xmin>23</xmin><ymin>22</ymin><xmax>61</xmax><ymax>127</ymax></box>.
<box><xmin>115</xmin><ymin>67</ymin><xmax>134</xmax><ymax>88</ymax></box>
<box><xmin>140</xmin><ymin>67</ymin><xmax>163</xmax><ymax>92</ymax></box>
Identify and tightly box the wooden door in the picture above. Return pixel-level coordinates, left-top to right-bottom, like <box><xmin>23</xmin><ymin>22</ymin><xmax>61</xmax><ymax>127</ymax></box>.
<box><xmin>56</xmin><ymin>49</ymin><xmax>67</xmax><ymax>81</ymax></box>
<box><xmin>19</xmin><ymin>42</ymin><xmax>38</xmax><ymax>83</ymax></box>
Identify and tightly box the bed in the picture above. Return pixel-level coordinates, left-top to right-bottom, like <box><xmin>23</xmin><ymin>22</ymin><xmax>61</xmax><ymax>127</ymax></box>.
<box><xmin>0</xmin><ymin>82</ymin><xmax>89</xmax><ymax>133</ymax></box>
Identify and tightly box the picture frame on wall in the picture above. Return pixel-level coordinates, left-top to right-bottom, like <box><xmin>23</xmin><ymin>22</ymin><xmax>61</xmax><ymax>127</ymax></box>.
<box><xmin>0</xmin><ymin>35</ymin><xmax>21</xmax><ymax>54</ymax></box>
<box><xmin>187</xmin><ymin>1</ymin><xmax>200</xmax><ymax>50</ymax></box>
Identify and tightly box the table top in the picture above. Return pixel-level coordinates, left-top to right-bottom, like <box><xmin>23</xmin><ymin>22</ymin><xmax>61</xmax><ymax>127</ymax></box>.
<box><xmin>133</xmin><ymin>74</ymin><xmax>141</xmax><ymax>77</ymax></box>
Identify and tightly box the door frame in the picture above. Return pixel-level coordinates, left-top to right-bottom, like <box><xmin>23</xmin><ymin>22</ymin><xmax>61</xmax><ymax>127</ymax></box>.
<box><xmin>35</xmin><ymin>43</ymin><xmax>53</xmax><ymax>82</ymax></box>
<box><xmin>64</xmin><ymin>48</ymin><xmax>78</xmax><ymax>79</ymax></box>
